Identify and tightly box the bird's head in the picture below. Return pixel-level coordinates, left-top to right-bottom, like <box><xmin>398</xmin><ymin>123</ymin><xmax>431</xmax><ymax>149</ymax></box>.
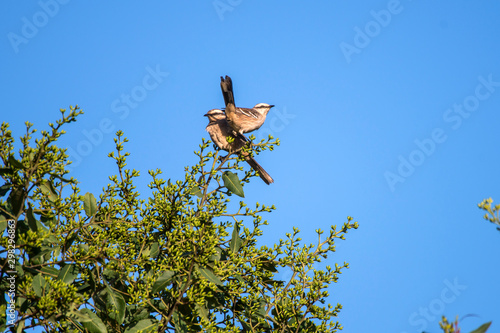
<box><xmin>253</xmin><ymin>103</ymin><xmax>274</xmax><ymax>115</ymax></box>
<box><xmin>204</xmin><ymin>109</ymin><xmax>226</xmax><ymax>122</ymax></box>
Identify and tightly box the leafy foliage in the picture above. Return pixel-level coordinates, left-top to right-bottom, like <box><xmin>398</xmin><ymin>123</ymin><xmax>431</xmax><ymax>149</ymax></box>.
<box><xmin>438</xmin><ymin>198</ymin><xmax>499</xmax><ymax>333</ymax></box>
<box><xmin>0</xmin><ymin>107</ymin><xmax>358</xmax><ymax>332</ymax></box>
<box><xmin>439</xmin><ymin>316</ymin><xmax>491</xmax><ymax>333</ymax></box>
<box><xmin>478</xmin><ymin>197</ymin><xmax>500</xmax><ymax>231</ymax></box>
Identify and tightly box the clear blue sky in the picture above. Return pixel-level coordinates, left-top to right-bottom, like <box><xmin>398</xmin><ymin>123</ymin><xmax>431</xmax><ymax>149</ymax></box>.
<box><xmin>2</xmin><ymin>2</ymin><xmax>500</xmax><ymax>332</ymax></box>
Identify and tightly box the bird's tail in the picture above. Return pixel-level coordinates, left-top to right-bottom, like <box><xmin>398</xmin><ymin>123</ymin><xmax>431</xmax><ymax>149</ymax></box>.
<box><xmin>244</xmin><ymin>156</ymin><xmax>274</xmax><ymax>185</ymax></box>
<box><xmin>220</xmin><ymin>75</ymin><xmax>235</xmax><ymax>107</ymax></box>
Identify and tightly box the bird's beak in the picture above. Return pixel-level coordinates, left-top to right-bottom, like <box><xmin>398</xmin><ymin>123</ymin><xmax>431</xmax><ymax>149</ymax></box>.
<box><xmin>203</xmin><ymin>113</ymin><xmax>209</xmax><ymax>117</ymax></box>
<box><xmin>269</xmin><ymin>105</ymin><xmax>275</xmax><ymax>108</ymax></box>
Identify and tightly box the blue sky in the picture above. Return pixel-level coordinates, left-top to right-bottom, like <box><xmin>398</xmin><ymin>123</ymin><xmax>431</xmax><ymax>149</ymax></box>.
<box><xmin>2</xmin><ymin>1</ymin><xmax>500</xmax><ymax>332</ymax></box>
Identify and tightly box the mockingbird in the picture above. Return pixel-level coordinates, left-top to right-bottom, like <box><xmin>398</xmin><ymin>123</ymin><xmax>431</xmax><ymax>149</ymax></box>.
<box><xmin>204</xmin><ymin>108</ymin><xmax>274</xmax><ymax>185</ymax></box>
<box><xmin>220</xmin><ymin>75</ymin><xmax>274</xmax><ymax>136</ymax></box>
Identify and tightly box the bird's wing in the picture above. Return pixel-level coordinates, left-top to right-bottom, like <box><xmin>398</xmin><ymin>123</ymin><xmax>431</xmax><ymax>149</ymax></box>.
<box><xmin>236</xmin><ymin>107</ymin><xmax>260</xmax><ymax>119</ymax></box>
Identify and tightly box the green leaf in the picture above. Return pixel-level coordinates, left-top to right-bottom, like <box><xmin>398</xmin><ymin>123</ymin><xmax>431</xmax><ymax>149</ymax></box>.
<box><xmin>64</xmin><ymin>232</ymin><xmax>78</xmax><ymax>250</ymax></box>
<box><xmin>257</xmin><ymin>299</ymin><xmax>267</xmax><ymax>317</ymax></box>
<box><xmin>8</xmin><ymin>155</ymin><xmax>24</xmax><ymax>169</ymax></box>
<box><xmin>31</xmin><ymin>247</ymin><xmax>53</xmax><ymax>262</ymax></box>
<box><xmin>8</xmin><ymin>186</ymin><xmax>25</xmax><ymax>215</ymax></box>
<box><xmin>0</xmin><ymin>219</ymin><xmax>7</xmax><ymax>234</ymax></box>
<box><xmin>77</xmin><ymin>283</ymin><xmax>92</xmax><ymax>294</ymax></box>
<box><xmin>18</xmin><ymin>298</ymin><xmax>29</xmax><ymax>315</ymax></box>
<box><xmin>0</xmin><ymin>184</ymin><xmax>11</xmax><ymax>197</ymax></box>
<box><xmin>67</xmin><ymin>309</ymin><xmax>93</xmax><ymax>323</ymax></box>
<box><xmin>26</xmin><ymin>206</ymin><xmax>38</xmax><ymax>231</ymax></box>
<box><xmin>234</xmin><ymin>274</ymin><xmax>245</xmax><ymax>284</ymax></box>
<box><xmin>149</xmin><ymin>242</ymin><xmax>159</xmax><ymax>259</ymax></box>
<box><xmin>40</xmin><ymin>212</ymin><xmax>56</xmax><ymax>227</ymax></box>
<box><xmin>40</xmin><ymin>181</ymin><xmax>57</xmax><ymax>202</ymax></box>
<box><xmin>58</xmin><ymin>264</ymin><xmax>78</xmax><ymax>284</ymax></box>
<box><xmin>53</xmin><ymin>246</ymin><xmax>60</xmax><ymax>258</ymax></box>
<box><xmin>15</xmin><ymin>319</ymin><xmax>25</xmax><ymax>333</ymax></box>
<box><xmin>124</xmin><ymin>319</ymin><xmax>158</xmax><ymax>333</ymax></box>
<box><xmin>198</xmin><ymin>267</ymin><xmax>223</xmax><ymax>286</ymax></box>
<box><xmin>105</xmin><ymin>285</ymin><xmax>126</xmax><ymax>324</ymax></box>
<box><xmin>239</xmin><ymin>319</ymin><xmax>252</xmax><ymax>331</ymax></box>
<box><xmin>126</xmin><ymin>304</ymin><xmax>149</xmax><ymax>322</ymax></box>
<box><xmin>83</xmin><ymin>192</ymin><xmax>97</xmax><ymax>217</ymax></box>
<box><xmin>470</xmin><ymin>322</ymin><xmax>492</xmax><ymax>333</ymax></box>
<box><xmin>189</xmin><ymin>186</ymin><xmax>203</xmax><ymax>198</ymax></box>
<box><xmin>40</xmin><ymin>266</ymin><xmax>59</xmax><ymax>277</ymax></box>
<box><xmin>0</xmin><ymin>168</ymin><xmax>13</xmax><ymax>176</ymax></box>
<box><xmin>103</xmin><ymin>268</ymin><xmax>119</xmax><ymax>281</ymax></box>
<box><xmin>261</xmin><ymin>260</ymin><xmax>278</xmax><ymax>273</ymax></box>
<box><xmin>44</xmin><ymin>234</ymin><xmax>58</xmax><ymax>245</ymax></box>
<box><xmin>78</xmin><ymin>243</ymin><xmax>89</xmax><ymax>254</ymax></box>
<box><xmin>195</xmin><ymin>303</ymin><xmax>209</xmax><ymax>322</ymax></box>
<box><xmin>151</xmin><ymin>271</ymin><xmax>175</xmax><ymax>294</ymax></box>
<box><xmin>230</xmin><ymin>224</ymin><xmax>242</xmax><ymax>253</ymax></box>
<box><xmin>210</xmin><ymin>247</ymin><xmax>222</xmax><ymax>262</ymax></box>
<box><xmin>172</xmin><ymin>310</ymin><xmax>188</xmax><ymax>333</ymax></box>
<box><xmin>222</xmin><ymin>171</ymin><xmax>244</xmax><ymax>197</ymax></box>
<box><xmin>81</xmin><ymin>309</ymin><xmax>107</xmax><ymax>333</ymax></box>
<box><xmin>28</xmin><ymin>151</ymin><xmax>36</xmax><ymax>162</ymax></box>
<box><xmin>32</xmin><ymin>274</ymin><xmax>46</xmax><ymax>297</ymax></box>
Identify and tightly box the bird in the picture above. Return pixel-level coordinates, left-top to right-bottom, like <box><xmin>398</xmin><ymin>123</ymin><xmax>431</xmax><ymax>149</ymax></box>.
<box><xmin>220</xmin><ymin>75</ymin><xmax>274</xmax><ymax>136</ymax></box>
<box><xmin>204</xmin><ymin>108</ymin><xmax>274</xmax><ymax>185</ymax></box>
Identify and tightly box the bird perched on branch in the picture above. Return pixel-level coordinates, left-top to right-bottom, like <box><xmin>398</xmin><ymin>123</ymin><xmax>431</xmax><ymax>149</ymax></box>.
<box><xmin>204</xmin><ymin>109</ymin><xmax>274</xmax><ymax>185</ymax></box>
<box><xmin>220</xmin><ymin>75</ymin><xmax>274</xmax><ymax>136</ymax></box>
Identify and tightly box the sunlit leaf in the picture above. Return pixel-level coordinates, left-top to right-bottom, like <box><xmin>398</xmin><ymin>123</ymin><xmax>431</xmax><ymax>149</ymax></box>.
<box><xmin>222</xmin><ymin>171</ymin><xmax>244</xmax><ymax>197</ymax></box>
<box><xmin>210</xmin><ymin>247</ymin><xmax>222</xmax><ymax>262</ymax></box>
<box><xmin>58</xmin><ymin>264</ymin><xmax>78</xmax><ymax>284</ymax></box>
<box><xmin>8</xmin><ymin>155</ymin><xmax>24</xmax><ymax>169</ymax></box>
<box><xmin>81</xmin><ymin>309</ymin><xmax>107</xmax><ymax>333</ymax></box>
<box><xmin>124</xmin><ymin>319</ymin><xmax>158</xmax><ymax>333</ymax></box>
<box><xmin>40</xmin><ymin>266</ymin><xmax>59</xmax><ymax>278</ymax></box>
<box><xmin>230</xmin><ymin>224</ymin><xmax>241</xmax><ymax>253</ymax></box>
<box><xmin>40</xmin><ymin>181</ymin><xmax>57</xmax><ymax>202</ymax></box>
<box><xmin>67</xmin><ymin>309</ymin><xmax>93</xmax><ymax>323</ymax></box>
<box><xmin>83</xmin><ymin>192</ymin><xmax>97</xmax><ymax>217</ymax></box>
<box><xmin>32</xmin><ymin>274</ymin><xmax>46</xmax><ymax>297</ymax></box>
<box><xmin>105</xmin><ymin>285</ymin><xmax>126</xmax><ymax>324</ymax></box>
<box><xmin>0</xmin><ymin>219</ymin><xmax>7</xmax><ymax>233</ymax></box>
<box><xmin>198</xmin><ymin>267</ymin><xmax>223</xmax><ymax>286</ymax></box>
<box><xmin>152</xmin><ymin>271</ymin><xmax>175</xmax><ymax>294</ymax></box>
<box><xmin>195</xmin><ymin>303</ymin><xmax>209</xmax><ymax>322</ymax></box>
<box><xmin>234</xmin><ymin>274</ymin><xmax>245</xmax><ymax>284</ymax></box>
<box><xmin>189</xmin><ymin>186</ymin><xmax>203</xmax><ymax>198</ymax></box>
<box><xmin>149</xmin><ymin>242</ymin><xmax>159</xmax><ymax>259</ymax></box>
<box><xmin>15</xmin><ymin>320</ymin><xmax>25</xmax><ymax>333</ymax></box>
<box><xmin>470</xmin><ymin>322</ymin><xmax>492</xmax><ymax>333</ymax></box>
<box><xmin>103</xmin><ymin>268</ymin><xmax>119</xmax><ymax>281</ymax></box>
